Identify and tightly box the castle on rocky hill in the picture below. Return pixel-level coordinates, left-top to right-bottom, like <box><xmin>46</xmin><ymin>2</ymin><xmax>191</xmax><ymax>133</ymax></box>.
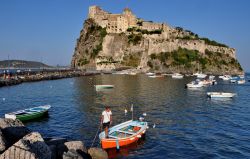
<box><xmin>71</xmin><ymin>5</ymin><xmax>242</xmax><ymax>74</ymax></box>
<box><xmin>89</xmin><ymin>6</ymin><xmax>168</xmax><ymax>33</ymax></box>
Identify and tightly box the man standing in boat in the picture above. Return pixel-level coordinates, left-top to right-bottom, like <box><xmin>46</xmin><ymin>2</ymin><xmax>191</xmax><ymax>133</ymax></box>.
<box><xmin>101</xmin><ymin>106</ymin><xmax>112</xmax><ymax>138</ymax></box>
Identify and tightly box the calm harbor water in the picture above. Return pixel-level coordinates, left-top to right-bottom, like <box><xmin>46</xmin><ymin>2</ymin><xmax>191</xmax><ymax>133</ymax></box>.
<box><xmin>0</xmin><ymin>74</ymin><xmax>250</xmax><ymax>158</ymax></box>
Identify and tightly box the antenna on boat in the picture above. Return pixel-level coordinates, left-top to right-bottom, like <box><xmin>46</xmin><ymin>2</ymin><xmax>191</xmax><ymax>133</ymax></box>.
<box><xmin>131</xmin><ymin>104</ymin><xmax>133</xmax><ymax>121</ymax></box>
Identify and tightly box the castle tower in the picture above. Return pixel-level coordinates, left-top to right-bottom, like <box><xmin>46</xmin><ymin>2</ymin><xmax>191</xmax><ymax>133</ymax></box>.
<box><xmin>88</xmin><ymin>6</ymin><xmax>98</xmax><ymax>19</ymax></box>
<box><xmin>123</xmin><ymin>8</ymin><xmax>137</xmax><ymax>27</ymax></box>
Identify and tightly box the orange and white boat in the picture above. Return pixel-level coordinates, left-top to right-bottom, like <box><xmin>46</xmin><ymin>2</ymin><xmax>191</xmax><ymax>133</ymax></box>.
<box><xmin>99</xmin><ymin>120</ymin><xmax>148</xmax><ymax>149</ymax></box>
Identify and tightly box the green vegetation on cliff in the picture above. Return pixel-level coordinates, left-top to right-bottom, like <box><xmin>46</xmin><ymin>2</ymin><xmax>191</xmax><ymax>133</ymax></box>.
<box><xmin>90</xmin><ymin>26</ymin><xmax>107</xmax><ymax>58</ymax></box>
<box><xmin>175</xmin><ymin>27</ymin><xmax>228</xmax><ymax>48</ymax></box>
<box><xmin>122</xmin><ymin>53</ymin><xmax>142</xmax><ymax>67</ymax></box>
<box><xmin>128</xmin><ymin>33</ymin><xmax>142</xmax><ymax>45</ymax></box>
<box><xmin>75</xmin><ymin>19</ymin><xmax>107</xmax><ymax>67</ymax></box>
<box><xmin>148</xmin><ymin>47</ymin><xmax>242</xmax><ymax>72</ymax></box>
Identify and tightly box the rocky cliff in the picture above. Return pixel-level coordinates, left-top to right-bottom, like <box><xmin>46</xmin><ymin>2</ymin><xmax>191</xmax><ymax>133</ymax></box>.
<box><xmin>71</xmin><ymin>7</ymin><xmax>243</xmax><ymax>74</ymax></box>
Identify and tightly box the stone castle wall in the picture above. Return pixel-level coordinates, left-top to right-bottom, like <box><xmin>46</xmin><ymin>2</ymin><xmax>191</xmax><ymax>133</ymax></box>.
<box><xmin>88</xmin><ymin>6</ymin><xmax>137</xmax><ymax>33</ymax></box>
<box><xmin>140</xmin><ymin>21</ymin><xmax>163</xmax><ymax>31</ymax></box>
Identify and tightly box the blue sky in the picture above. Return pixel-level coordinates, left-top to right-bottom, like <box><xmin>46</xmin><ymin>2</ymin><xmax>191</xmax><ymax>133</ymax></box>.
<box><xmin>0</xmin><ymin>0</ymin><xmax>249</xmax><ymax>71</ymax></box>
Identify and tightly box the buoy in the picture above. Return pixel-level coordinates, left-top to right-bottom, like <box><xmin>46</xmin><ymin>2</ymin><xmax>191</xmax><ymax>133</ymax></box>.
<box><xmin>2</xmin><ymin>98</ymin><xmax>5</xmax><ymax>101</ymax></box>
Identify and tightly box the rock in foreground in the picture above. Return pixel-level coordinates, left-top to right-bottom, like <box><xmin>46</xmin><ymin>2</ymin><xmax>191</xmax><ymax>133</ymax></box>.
<box><xmin>88</xmin><ymin>148</ymin><xmax>108</xmax><ymax>159</ymax></box>
<box><xmin>0</xmin><ymin>132</ymin><xmax>51</xmax><ymax>159</ymax></box>
<box><xmin>0</xmin><ymin>130</ymin><xmax>6</xmax><ymax>153</ymax></box>
<box><xmin>0</xmin><ymin>118</ymin><xmax>31</xmax><ymax>147</ymax></box>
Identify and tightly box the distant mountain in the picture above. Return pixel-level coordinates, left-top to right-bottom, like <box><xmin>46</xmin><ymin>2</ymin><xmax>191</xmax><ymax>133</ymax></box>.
<box><xmin>0</xmin><ymin>60</ymin><xmax>51</xmax><ymax>68</ymax></box>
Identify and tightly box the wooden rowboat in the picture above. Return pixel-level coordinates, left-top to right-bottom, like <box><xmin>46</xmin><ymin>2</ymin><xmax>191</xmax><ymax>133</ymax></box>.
<box><xmin>99</xmin><ymin>120</ymin><xmax>148</xmax><ymax>149</ymax></box>
<box><xmin>5</xmin><ymin>105</ymin><xmax>51</xmax><ymax>121</ymax></box>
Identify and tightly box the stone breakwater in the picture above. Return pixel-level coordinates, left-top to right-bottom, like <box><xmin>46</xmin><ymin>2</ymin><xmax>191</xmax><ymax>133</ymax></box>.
<box><xmin>0</xmin><ymin>118</ymin><xmax>108</xmax><ymax>159</ymax></box>
<box><xmin>0</xmin><ymin>70</ymin><xmax>100</xmax><ymax>88</ymax></box>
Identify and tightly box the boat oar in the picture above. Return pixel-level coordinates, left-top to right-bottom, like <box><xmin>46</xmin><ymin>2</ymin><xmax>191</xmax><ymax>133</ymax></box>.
<box><xmin>90</xmin><ymin>123</ymin><xmax>102</xmax><ymax>148</ymax></box>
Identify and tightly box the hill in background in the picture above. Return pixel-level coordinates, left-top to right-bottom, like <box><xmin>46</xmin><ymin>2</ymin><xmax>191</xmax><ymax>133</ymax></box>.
<box><xmin>0</xmin><ymin>60</ymin><xmax>51</xmax><ymax>68</ymax></box>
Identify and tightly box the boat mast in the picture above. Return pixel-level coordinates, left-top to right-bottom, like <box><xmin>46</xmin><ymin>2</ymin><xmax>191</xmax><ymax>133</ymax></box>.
<box><xmin>131</xmin><ymin>104</ymin><xmax>133</xmax><ymax>121</ymax></box>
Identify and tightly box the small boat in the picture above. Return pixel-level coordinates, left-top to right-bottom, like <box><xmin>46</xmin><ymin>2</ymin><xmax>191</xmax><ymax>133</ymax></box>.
<box><xmin>5</xmin><ymin>105</ymin><xmax>51</xmax><ymax>121</ymax></box>
<box><xmin>128</xmin><ymin>72</ymin><xmax>137</xmax><ymax>75</ymax></box>
<box><xmin>237</xmin><ymin>79</ymin><xmax>245</xmax><ymax>84</ymax></box>
<box><xmin>193</xmin><ymin>72</ymin><xmax>206</xmax><ymax>78</ymax></box>
<box><xmin>95</xmin><ymin>85</ymin><xmax>114</xmax><ymax>90</ymax></box>
<box><xmin>221</xmin><ymin>75</ymin><xmax>231</xmax><ymax>81</ymax></box>
<box><xmin>99</xmin><ymin>120</ymin><xmax>148</xmax><ymax>149</ymax></box>
<box><xmin>230</xmin><ymin>79</ymin><xmax>237</xmax><ymax>83</ymax></box>
<box><xmin>146</xmin><ymin>72</ymin><xmax>155</xmax><ymax>76</ymax></box>
<box><xmin>172</xmin><ymin>73</ymin><xmax>184</xmax><ymax>79</ymax></box>
<box><xmin>186</xmin><ymin>80</ymin><xmax>204</xmax><ymax>88</ymax></box>
<box><xmin>196</xmin><ymin>73</ymin><xmax>207</xmax><ymax>79</ymax></box>
<box><xmin>148</xmin><ymin>73</ymin><xmax>163</xmax><ymax>78</ymax></box>
<box><xmin>207</xmin><ymin>92</ymin><xmax>236</xmax><ymax>98</ymax></box>
<box><xmin>209</xmin><ymin>75</ymin><xmax>215</xmax><ymax>80</ymax></box>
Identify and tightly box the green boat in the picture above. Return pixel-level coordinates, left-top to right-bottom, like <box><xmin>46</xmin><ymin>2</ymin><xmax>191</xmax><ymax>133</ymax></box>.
<box><xmin>5</xmin><ymin>105</ymin><xmax>51</xmax><ymax>121</ymax></box>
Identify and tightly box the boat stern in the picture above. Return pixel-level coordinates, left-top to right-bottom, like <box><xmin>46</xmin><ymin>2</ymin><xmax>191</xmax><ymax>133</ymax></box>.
<box><xmin>5</xmin><ymin>114</ymin><xmax>16</xmax><ymax>120</ymax></box>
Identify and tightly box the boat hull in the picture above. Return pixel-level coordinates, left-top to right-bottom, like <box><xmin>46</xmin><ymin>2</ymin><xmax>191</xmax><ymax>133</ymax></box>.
<box><xmin>16</xmin><ymin>110</ymin><xmax>49</xmax><ymax>121</ymax></box>
<box><xmin>95</xmin><ymin>85</ymin><xmax>114</xmax><ymax>90</ymax></box>
<box><xmin>5</xmin><ymin>105</ymin><xmax>51</xmax><ymax>122</ymax></box>
<box><xmin>101</xmin><ymin>132</ymin><xmax>145</xmax><ymax>149</ymax></box>
<box><xmin>207</xmin><ymin>92</ymin><xmax>236</xmax><ymax>98</ymax></box>
<box><xmin>99</xmin><ymin>120</ymin><xmax>148</xmax><ymax>149</ymax></box>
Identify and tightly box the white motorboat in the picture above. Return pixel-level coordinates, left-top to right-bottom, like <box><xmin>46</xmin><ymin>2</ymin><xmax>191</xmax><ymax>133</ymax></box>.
<box><xmin>207</xmin><ymin>92</ymin><xmax>236</xmax><ymax>98</ymax></box>
<box><xmin>128</xmin><ymin>72</ymin><xmax>137</xmax><ymax>75</ymax></box>
<box><xmin>237</xmin><ymin>79</ymin><xmax>245</xmax><ymax>84</ymax></box>
<box><xmin>230</xmin><ymin>79</ymin><xmax>237</xmax><ymax>83</ymax></box>
<box><xmin>209</xmin><ymin>75</ymin><xmax>215</xmax><ymax>80</ymax></box>
<box><xmin>172</xmin><ymin>73</ymin><xmax>184</xmax><ymax>79</ymax></box>
<box><xmin>221</xmin><ymin>75</ymin><xmax>231</xmax><ymax>81</ymax></box>
<box><xmin>146</xmin><ymin>72</ymin><xmax>155</xmax><ymax>76</ymax></box>
<box><xmin>95</xmin><ymin>85</ymin><xmax>114</xmax><ymax>91</ymax></box>
<box><xmin>186</xmin><ymin>80</ymin><xmax>204</xmax><ymax>88</ymax></box>
<box><xmin>148</xmin><ymin>74</ymin><xmax>164</xmax><ymax>78</ymax></box>
<box><xmin>196</xmin><ymin>73</ymin><xmax>207</xmax><ymax>79</ymax></box>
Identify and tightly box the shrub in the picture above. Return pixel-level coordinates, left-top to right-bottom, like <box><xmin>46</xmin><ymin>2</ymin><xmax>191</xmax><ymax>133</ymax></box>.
<box><xmin>100</xmin><ymin>27</ymin><xmax>107</xmax><ymax>38</ymax></box>
<box><xmin>78</xmin><ymin>57</ymin><xmax>89</xmax><ymax>66</ymax></box>
<box><xmin>137</xmin><ymin>21</ymin><xmax>143</xmax><ymax>26</ymax></box>
<box><xmin>91</xmin><ymin>44</ymin><xmax>102</xmax><ymax>58</ymax></box>
<box><xmin>150</xmin><ymin>54</ymin><xmax>157</xmax><ymax>59</ymax></box>
<box><xmin>147</xmin><ymin>61</ymin><xmax>153</xmax><ymax>68</ymax></box>
<box><xmin>200</xmin><ymin>37</ymin><xmax>228</xmax><ymax>47</ymax></box>
<box><xmin>128</xmin><ymin>33</ymin><xmax>142</xmax><ymax>45</ymax></box>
